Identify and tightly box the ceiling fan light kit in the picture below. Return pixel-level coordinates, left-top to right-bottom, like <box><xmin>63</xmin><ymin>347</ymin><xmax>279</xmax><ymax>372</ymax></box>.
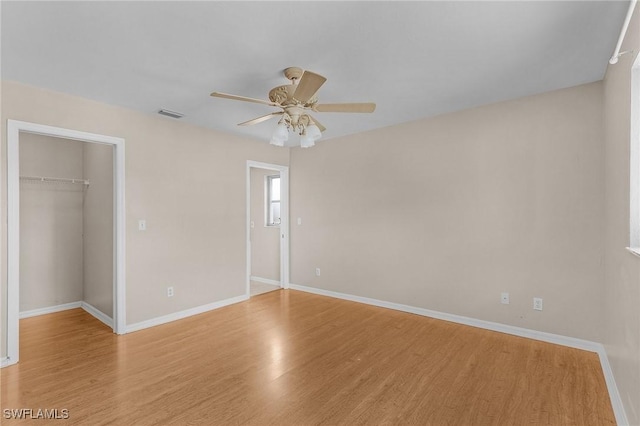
<box><xmin>270</xmin><ymin>120</ymin><xmax>289</xmax><ymax>146</ymax></box>
<box><xmin>211</xmin><ymin>67</ymin><xmax>376</xmax><ymax>148</ymax></box>
<box><xmin>306</xmin><ymin>122</ymin><xmax>322</xmax><ymax>140</ymax></box>
<box><xmin>269</xmin><ymin>137</ymin><xmax>285</xmax><ymax>147</ymax></box>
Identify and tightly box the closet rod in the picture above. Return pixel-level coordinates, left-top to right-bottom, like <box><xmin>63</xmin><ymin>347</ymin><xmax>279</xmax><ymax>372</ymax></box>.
<box><xmin>19</xmin><ymin>175</ymin><xmax>90</xmax><ymax>186</ymax></box>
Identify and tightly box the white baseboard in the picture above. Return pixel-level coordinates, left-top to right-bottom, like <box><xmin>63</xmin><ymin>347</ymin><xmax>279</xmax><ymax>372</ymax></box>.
<box><xmin>1</xmin><ymin>357</ymin><xmax>8</xmax><ymax>368</ymax></box>
<box><xmin>81</xmin><ymin>302</ymin><xmax>113</xmax><ymax>329</ymax></box>
<box><xmin>19</xmin><ymin>301</ymin><xmax>82</xmax><ymax>319</ymax></box>
<box><xmin>288</xmin><ymin>283</ymin><xmax>628</xmax><ymax>425</ymax></box>
<box><xmin>18</xmin><ymin>301</ymin><xmax>114</xmax><ymax>329</ymax></box>
<box><xmin>598</xmin><ymin>350</ymin><xmax>629</xmax><ymax>426</ymax></box>
<box><xmin>126</xmin><ymin>294</ymin><xmax>249</xmax><ymax>334</ymax></box>
<box><xmin>250</xmin><ymin>276</ymin><xmax>281</xmax><ymax>286</ymax></box>
<box><xmin>289</xmin><ymin>284</ymin><xmax>599</xmax><ymax>351</ymax></box>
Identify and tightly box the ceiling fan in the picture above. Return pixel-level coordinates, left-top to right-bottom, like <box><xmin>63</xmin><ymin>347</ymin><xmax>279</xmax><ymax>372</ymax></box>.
<box><xmin>210</xmin><ymin>67</ymin><xmax>376</xmax><ymax>148</ymax></box>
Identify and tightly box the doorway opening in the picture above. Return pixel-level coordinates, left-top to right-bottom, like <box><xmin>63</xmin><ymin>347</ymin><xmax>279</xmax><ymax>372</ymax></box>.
<box><xmin>246</xmin><ymin>161</ymin><xmax>289</xmax><ymax>297</ymax></box>
<box><xmin>4</xmin><ymin>120</ymin><xmax>126</xmax><ymax>367</ymax></box>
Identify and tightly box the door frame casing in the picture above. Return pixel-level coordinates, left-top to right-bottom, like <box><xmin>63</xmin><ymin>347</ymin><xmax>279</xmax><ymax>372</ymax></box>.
<box><xmin>5</xmin><ymin>120</ymin><xmax>126</xmax><ymax>367</ymax></box>
<box><xmin>246</xmin><ymin>161</ymin><xmax>289</xmax><ymax>295</ymax></box>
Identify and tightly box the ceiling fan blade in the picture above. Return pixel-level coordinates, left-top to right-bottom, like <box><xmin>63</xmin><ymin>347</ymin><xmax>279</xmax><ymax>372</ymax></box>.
<box><xmin>238</xmin><ymin>112</ymin><xmax>283</xmax><ymax>126</ymax></box>
<box><xmin>293</xmin><ymin>71</ymin><xmax>327</xmax><ymax>103</ymax></box>
<box><xmin>308</xmin><ymin>115</ymin><xmax>326</xmax><ymax>133</ymax></box>
<box><xmin>315</xmin><ymin>103</ymin><xmax>376</xmax><ymax>113</ymax></box>
<box><xmin>210</xmin><ymin>92</ymin><xmax>280</xmax><ymax>107</ymax></box>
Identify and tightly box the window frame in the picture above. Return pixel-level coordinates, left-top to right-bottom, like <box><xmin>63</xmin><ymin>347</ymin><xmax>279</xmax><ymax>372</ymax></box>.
<box><xmin>629</xmin><ymin>54</ymin><xmax>640</xmax><ymax>256</ymax></box>
<box><xmin>265</xmin><ymin>174</ymin><xmax>281</xmax><ymax>227</ymax></box>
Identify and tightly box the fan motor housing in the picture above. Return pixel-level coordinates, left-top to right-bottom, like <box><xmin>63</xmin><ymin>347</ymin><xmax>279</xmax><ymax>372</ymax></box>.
<box><xmin>269</xmin><ymin>85</ymin><xmax>317</xmax><ymax>107</ymax></box>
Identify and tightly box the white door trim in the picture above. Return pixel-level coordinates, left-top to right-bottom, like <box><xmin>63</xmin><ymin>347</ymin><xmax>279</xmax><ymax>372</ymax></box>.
<box><xmin>246</xmin><ymin>161</ymin><xmax>289</xmax><ymax>296</ymax></box>
<box><xmin>5</xmin><ymin>119</ymin><xmax>126</xmax><ymax>367</ymax></box>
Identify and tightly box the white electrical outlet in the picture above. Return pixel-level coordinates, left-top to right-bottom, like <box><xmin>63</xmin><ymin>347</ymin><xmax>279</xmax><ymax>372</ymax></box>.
<box><xmin>501</xmin><ymin>292</ymin><xmax>509</xmax><ymax>304</ymax></box>
<box><xmin>315</xmin><ymin>268</ymin><xmax>321</xmax><ymax>277</ymax></box>
<box><xmin>138</xmin><ymin>219</ymin><xmax>146</xmax><ymax>231</ymax></box>
<box><xmin>297</xmin><ymin>217</ymin><xmax>302</xmax><ymax>225</ymax></box>
<box><xmin>533</xmin><ymin>297</ymin><xmax>543</xmax><ymax>311</ymax></box>
<box><xmin>167</xmin><ymin>286</ymin><xmax>174</xmax><ymax>297</ymax></box>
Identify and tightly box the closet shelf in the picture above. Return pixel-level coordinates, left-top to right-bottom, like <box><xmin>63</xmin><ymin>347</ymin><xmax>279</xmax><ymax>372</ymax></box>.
<box><xmin>19</xmin><ymin>175</ymin><xmax>90</xmax><ymax>186</ymax></box>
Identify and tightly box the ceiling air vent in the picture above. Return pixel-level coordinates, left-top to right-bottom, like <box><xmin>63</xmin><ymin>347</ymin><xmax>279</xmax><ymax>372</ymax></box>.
<box><xmin>158</xmin><ymin>109</ymin><xmax>184</xmax><ymax>119</ymax></box>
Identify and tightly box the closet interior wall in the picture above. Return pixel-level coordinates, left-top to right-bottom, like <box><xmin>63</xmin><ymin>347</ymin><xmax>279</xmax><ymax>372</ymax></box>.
<box><xmin>19</xmin><ymin>133</ymin><xmax>113</xmax><ymax>319</ymax></box>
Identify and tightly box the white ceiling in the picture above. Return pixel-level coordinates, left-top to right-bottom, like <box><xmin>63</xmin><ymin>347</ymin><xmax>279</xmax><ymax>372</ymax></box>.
<box><xmin>1</xmin><ymin>1</ymin><xmax>630</xmax><ymax>144</ymax></box>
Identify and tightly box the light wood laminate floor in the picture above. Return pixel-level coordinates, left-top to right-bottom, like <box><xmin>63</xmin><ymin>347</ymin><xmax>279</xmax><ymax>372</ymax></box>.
<box><xmin>250</xmin><ymin>280</ymin><xmax>280</xmax><ymax>297</ymax></box>
<box><xmin>2</xmin><ymin>290</ymin><xmax>615</xmax><ymax>425</ymax></box>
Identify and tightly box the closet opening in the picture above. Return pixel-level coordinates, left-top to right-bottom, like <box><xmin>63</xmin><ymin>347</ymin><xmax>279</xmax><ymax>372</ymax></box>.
<box><xmin>4</xmin><ymin>120</ymin><xmax>126</xmax><ymax>367</ymax></box>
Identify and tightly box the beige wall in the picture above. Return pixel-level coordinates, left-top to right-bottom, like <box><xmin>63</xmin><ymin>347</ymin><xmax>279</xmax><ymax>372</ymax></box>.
<box><xmin>603</xmin><ymin>6</ymin><xmax>640</xmax><ymax>424</ymax></box>
<box><xmin>290</xmin><ymin>82</ymin><xmax>604</xmax><ymax>342</ymax></box>
<box><xmin>83</xmin><ymin>143</ymin><xmax>114</xmax><ymax>317</ymax></box>
<box><xmin>1</xmin><ymin>81</ymin><xmax>290</xmax><ymax>358</ymax></box>
<box><xmin>19</xmin><ymin>134</ymin><xmax>85</xmax><ymax>311</ymax></box>
<box><xmin>250</xmin><ymin>168</ymin><xmax>280</xmax><ymax>281</ymax></box>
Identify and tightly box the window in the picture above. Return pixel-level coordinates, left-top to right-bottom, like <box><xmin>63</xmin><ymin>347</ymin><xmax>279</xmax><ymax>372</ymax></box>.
<box><xmin>266</xmin><ymin>174</ymin><xmax>281</xmax><ymax>226</ymax></box>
